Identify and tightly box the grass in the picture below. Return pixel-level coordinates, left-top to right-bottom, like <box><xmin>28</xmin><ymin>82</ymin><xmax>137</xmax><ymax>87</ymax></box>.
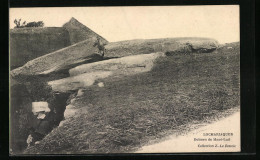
<box><xmin>25</xmin><ymin>42</ymin><xmax>240</xmax><ymax>154</ymax></box>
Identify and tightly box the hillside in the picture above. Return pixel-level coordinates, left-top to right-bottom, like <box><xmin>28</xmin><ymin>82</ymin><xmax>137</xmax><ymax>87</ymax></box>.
<box><xmin>24</xmin><ymin>42</ymin><xmax>240</xmax><ymax>154</ymax></box>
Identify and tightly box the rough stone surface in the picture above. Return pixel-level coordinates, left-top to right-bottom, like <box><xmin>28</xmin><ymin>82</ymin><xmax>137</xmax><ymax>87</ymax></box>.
<box><xmin>48</xmin><ymin>52</ymin><xmax>164</xmax><ymax>93</ymax></box>
<box><xmin>10</xmin><ymin>83</ymin><xmax>33</xmax><ymax>153</ymax></box>
<box><xmin>63</xmin><ymin>17</ymin><xmax>108</xmax><ymax>45</ymax></box>
<box><xmin>104</xmin><ymin>37</ymin><xmax>219</xmax><ymax>58</ymax></box>
<box><xmin>10</xmin><ymin>18</ymin><xmax>108</xmax><ymax>70</ymax></box>
<box><xmin>48</xmin><ymin>71</ymin><xmax>112</xmax><ymax>93</ymax></box>
<box><xmin>10</xmin><ymin>38</ymin><xmax>101</xmax><ymax>78</ymax></box>
<box><xmin>32</xmin><ymin>102</ymin><xmax>50</xmax><ymax>115</ymax></box>
<box><xmin>77</xmin><ymin>89</ymin><xmax>84</xmax><ymax>97</ymax></box>
<box><xmin>23</xmin><ymin>42</ymin><xmax>239</xmax><ymax>154</ymax></box>
<box><xmin>10</xmin><ymin>27</ymin><xmax>71</xmax><ymax>69</ymax></box>
<box><xmin>69</xmin><ymin>52</ymin><xmax>166</xmax><ymax>77</ymax></box>
<box><xmin>10</xmin><ymin>80</ymin><xmax>71</xmax><ymax>154</ymax></box>
<box><xmin>64</xmin><ymin>105</ymin><xmax>78</xmax><ymax>119</ymax></box>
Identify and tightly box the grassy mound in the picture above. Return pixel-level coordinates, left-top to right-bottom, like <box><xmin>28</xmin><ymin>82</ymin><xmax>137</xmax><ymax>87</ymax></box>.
<box><xmin>25</xmin><ymin>42</ymin><xmax>240</xmax><ymax>154</ymax></box>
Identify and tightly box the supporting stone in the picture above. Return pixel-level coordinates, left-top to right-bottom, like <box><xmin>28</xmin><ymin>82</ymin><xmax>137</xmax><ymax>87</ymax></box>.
<box><xmin>11</xmin><ymin>38</ymin><xmax>101</xmax><ymax>77</ymax></box>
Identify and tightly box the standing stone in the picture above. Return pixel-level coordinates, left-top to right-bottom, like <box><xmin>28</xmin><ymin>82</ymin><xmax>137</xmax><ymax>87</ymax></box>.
<box><xmin>63</xmin><ymin>17</ymin><xmax>108</xmax><ymax>45</ymax></box>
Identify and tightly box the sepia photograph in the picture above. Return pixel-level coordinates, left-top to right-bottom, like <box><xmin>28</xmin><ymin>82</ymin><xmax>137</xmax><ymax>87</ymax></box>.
<box><xmin>9</xmin><ymin>6</ymin><xmax>240</xmax><ymax>154</ymax></box>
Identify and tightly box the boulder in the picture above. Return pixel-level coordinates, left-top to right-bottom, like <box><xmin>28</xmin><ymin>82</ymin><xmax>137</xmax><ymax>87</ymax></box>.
<box><xmin>63</xmin><ymin>17</ymin><xmax>108</xmax><ymax>45</ymax></box>
<box><xmin>10</xmin><ymin>38</ymin><xmax>101</xmax><ymax>78</ymax></box>
<box><xmin>64</xmin><ymin>104</ymin><xmax>78</xmax><ymax>119</ymax></box>
<box><xmin>69</xmin><ymin>52</ymin><xmax>165</xmax><ymax>77</ymax></box>
<box><xmin>104</xmin><ymin>37</ymin><xmax>219</xmax><ymax>58</ymax></box>
<box><xmin>32</xmin><ymin>102</ymin><xmax>50</xmax><ymax>115</ymax></box>
<box><xmin>10</xmin><ymin>83</ymin><xmax>33</xmax><ymax>153</ymax></box>
<box><xmin>76</xmin><ymin>89</ymin><xmax>84</xmax><ymax>97</ymax></box>
<box><xmin>10</xmin><ymin>27</ymin><xmax>71</xmax><ymax>69</ymax></box>
<box><xmin>47</xmin><ymin>71</ymin><xmax>112</xmax><ymax>93</ymax></box>
<box><xmin>48</xmin><ymin>52</ymin><xmax>164</xmax><ymax>93</ymax></box>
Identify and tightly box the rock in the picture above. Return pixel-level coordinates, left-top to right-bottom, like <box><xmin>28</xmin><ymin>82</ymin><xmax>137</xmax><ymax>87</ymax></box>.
<box><xmin>77</xmin><ymin>89</ymin><xmax>84</xmax><ymax>97</ymax></box>
<box><xmin>10</xmin><ymin>38</ymin><xmax>101</xmax><ymax>78</ymax></box>
<box><xmin>64</xmin><ymin>105</ymin><xmax>78</xmax><ymax>119</ymax></box>
<box><xmin>26</xmin><ymin>134</ymin><xmax>33</xmax><ymax>147</ymax></box>
<box><xmin>48</xmin><ymin>71</ymin><xmax>112</xmax><ymax>93</ymax></box>
<box><xmin>69</xmin><ymin>52</ymin><xmax>165</xmax><ymax>77</ymax></box>
<box><xmin>70</xmin><ymin>98</ymin><xmax>76</xmax><ymax>104</ymax></box>
<box><xmin>104</xmin><ymin>37</ymin><xmax>219</xmax><ymax>58</ymax></box>
<box><xmin>10</xmin><ymin>18</ymin><xmax>108</xmax><ymax>70</ymax></box>
<box><xmin>10</xmin><ymin>27</ymin><xmax>71</xmax><ymax>69</ymax></box>
<box><xmin>98</xmin><ymin>82</ymin><xmax>104</xmax><ymax>87</ymax></box>
<box><xmin>63</xmin><ymin>17</ymin><xmax>108</xmax><ymax>45</ymax></box>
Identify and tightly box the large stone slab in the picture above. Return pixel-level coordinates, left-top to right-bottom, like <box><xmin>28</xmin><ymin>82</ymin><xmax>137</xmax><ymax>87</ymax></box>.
<box><xmin>63</xmin><ymin>17</ymin><xmax>108</xmax><ymax>45</ymax></box>
<box><xmin>10</xmin><ymin>27</ymin><xmax>71</xmax><ymax>69</ymax></box>
<box><xmin>47</xmin><ymin>71</ymin><xmax>112</xmax><ymax>93</ymax></box>
<box><xmin>105</xmin><ymin>37</ymin><xmax>219</xmax><ymax>58</ymax></box>
<box><xmin>69</xmin><ymin>52</ymin><xmax>166</xmax><ymax>77</ymax></box>
<box><xmin>10</xmin><ymin>38</ymin><xmax>101</xmax><ymax>77</ymax></box>
<box><xmin>48</xmin><ymin>52</ymin><xmax>165</xmax><ymax>93</ymax></box>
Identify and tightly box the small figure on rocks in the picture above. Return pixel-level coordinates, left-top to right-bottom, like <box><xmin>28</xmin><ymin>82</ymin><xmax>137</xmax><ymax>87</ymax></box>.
<box><xmin>93</xmin><ymin>37</ymin><xmax>106</xmax><ymax>57</ymax></box>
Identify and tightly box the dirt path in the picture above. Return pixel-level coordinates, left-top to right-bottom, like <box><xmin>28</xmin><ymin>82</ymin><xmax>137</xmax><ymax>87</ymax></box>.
<box><xmin>136</xmin><ymin>111</ymin><xmax>240</xmax><ymax>153</ymax></box>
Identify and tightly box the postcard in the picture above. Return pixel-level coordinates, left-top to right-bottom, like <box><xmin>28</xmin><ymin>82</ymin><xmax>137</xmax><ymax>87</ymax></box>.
<box><xmin>9</xmin><ymin>6</ymin><xmax>240</xmax><ymax>154</ymax></box>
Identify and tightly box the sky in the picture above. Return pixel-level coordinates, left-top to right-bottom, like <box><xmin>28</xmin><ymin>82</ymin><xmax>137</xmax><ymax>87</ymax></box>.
<box><xmin>9</xmin><ymin>6</ymin><xmax>239</xmax><ymax>44</ymax></box>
